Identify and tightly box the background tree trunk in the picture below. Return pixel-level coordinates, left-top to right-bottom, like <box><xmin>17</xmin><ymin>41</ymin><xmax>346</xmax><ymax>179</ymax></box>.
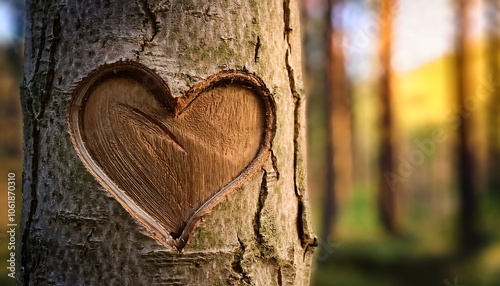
<box><xmin>454</xmin><ymin>0</ymin><xmax>478</xmax><ymax>252</ymax></box>
<box><xmin>378</xmin><ymin>0</ymin><xmax>397</xmax><ymax>233</ymax></box>
<box><xmin>322</xmin><ymin>0</ymin><xmax>352</xmax><ymax>242</ymax></box>
<box><xmin>19</xmin><ymin>0</ymin><xmax>316</xmax><ymax>285</ymax></box>
<box><xmin>486</xmin><ymin>0</ymin><xmax>500</xmax><ymax>195</ymax></box>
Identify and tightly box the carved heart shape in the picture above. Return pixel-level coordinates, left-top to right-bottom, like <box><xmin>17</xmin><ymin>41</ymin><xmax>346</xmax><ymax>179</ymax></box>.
<box><xmin>68</xmin><ymin>62</ymin><xmax>275</xmax><ymax>250</ymax></box>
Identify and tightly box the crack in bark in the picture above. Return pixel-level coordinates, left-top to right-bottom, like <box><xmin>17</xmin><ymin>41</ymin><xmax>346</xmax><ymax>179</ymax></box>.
<box><xmin>299</xmin><ymin>201</ymin><xmax>318</xmax><ymax>261</ymax></box>
<box><xmin>254</xmin><ymin>36</ymin><xmax>261</xmax><ymax>63</ymax></box>
<box><xmin>285</xmin><ymin>50</ymin><xmax>301</xmax><ymax>198</ymax></box>
<box><xmin>282</xmin><ymin>0</ymin><xmax>318</xmax><ymax>265</ymax></box>
<box><xmin>137</xmin><ymin>0</ymin><xmax>159</xmax><ymax>60</ymax></box>
<box><xmin>83</xmin><ymin>228</ymin><xmax>95</xmax><ymax>257</ymax></box>
<box><xmin>230</xmin><ymin>236</ymin><xmax>252</xmax><ymax>285</ymax></box>
<box><xmin>285</xmin><ymin>43</ymin><xmax>317</xmax><ymax>255</ymax></box>
<box><xmin>277</xmin><ymin>266</ymin><xmax>283</xmax><ymax>286</ymax></box>
<box><xmin>302</xmin><ymin>236</ymin><xmax>318</xmax><ymax>262</ymax></box>
<box><xmin>253</xmin><ymin>169</ymin><xmax>269</xmax><ymax>248</ymax></box>
<box><xmin>270</xmin><ymin>150</ymin><xmax>280</xmax><ymax>180</ymax></box>
<box><xmin>282</xmin><ymin>0</ymin><xmax>292</xmax><ymax>51</ymax></box>
<box><xmin>253</xmin><ymin>168</ymin><xmax>282</xmax><ymax>262</ymax></box>
<box><xmin>21</xmin><ymin>8</ymin><xmax>61</xmax><ymax>284</ymax></box>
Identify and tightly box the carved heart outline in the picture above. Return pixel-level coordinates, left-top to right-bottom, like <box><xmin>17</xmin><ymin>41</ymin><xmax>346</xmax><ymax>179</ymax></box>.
<box><xmin>67</xmin><ymin>61</ymin><xmax>276</xmax><ymax>251</ymax></box>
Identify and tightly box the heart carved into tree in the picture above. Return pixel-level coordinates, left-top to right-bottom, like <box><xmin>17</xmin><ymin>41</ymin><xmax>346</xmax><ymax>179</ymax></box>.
<box><xmin>67</xmin><ymin>62</ymin><xmax>275</xmax><ymax>251</ymax></box>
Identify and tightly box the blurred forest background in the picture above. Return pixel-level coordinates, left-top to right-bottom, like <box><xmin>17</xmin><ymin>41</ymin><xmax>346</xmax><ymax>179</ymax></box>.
<box><xmin>1</xmin><ymin>0</ymin><xmax>500</xmax><ymax>285</ymax></box>
<box><xmin>304</xmin><ymin>0</ymin><xmax>500</xmax><ymax>285</ymax></box>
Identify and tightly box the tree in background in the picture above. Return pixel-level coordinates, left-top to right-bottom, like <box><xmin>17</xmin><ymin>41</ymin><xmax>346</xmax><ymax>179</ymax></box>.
<box><xmin>485</xmin><ymin>0</ymin><xmax>500</xmax><ymax>195</ymax></box>
<box><xmin>322</xmin><ymin>0</ymin><xmax>353</xmax><ymax>242</ymax></box>
<box><xmin>455</xmin><ymin>0</ymin><xmax>479</xmax><ymax>252</ymax></box>
<box><xmin>378</xmin><ymin>0</ymin><xmax>397</xmax><ymax>233</ymax></box>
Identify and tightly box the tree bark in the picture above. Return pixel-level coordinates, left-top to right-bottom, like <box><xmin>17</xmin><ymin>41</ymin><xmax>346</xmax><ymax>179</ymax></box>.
<box><xmin>19</xmin><ymin>0</ymin><xmax>316</xmax><ymax>285</ymax></box>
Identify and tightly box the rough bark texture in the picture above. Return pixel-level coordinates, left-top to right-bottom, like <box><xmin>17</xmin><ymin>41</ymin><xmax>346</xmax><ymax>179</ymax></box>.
<box><xmin>19</xmin><ymin>0</ymin><xmax>316</xmax><ymax>285</ymax></box>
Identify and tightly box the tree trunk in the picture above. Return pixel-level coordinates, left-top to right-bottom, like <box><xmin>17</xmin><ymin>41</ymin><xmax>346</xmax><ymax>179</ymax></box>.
<box><xmin>485</xmin><ymin>0</ymin><xmax>500</xmax><ymax>194</ymax></box>
<box><xmin>378</xmin><ymin>0</ymin><xmax>397</xmax><ymax>233</ymax></box>
<box><xmin>455</xmin><ymin>0</ymin><xmax>478</xmax><ymax>252</ymax></box>
<box><xmin>19</xmin><ymin>0</ymin><xmax>316</xmax><ymax>285</ymax></box>
<box><xmin>322</xmin><ymin>0</ymin><xmax>352</xmax><ymax>242</ymax></box>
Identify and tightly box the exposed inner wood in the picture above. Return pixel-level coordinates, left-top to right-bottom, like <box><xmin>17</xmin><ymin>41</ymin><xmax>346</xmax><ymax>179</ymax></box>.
<box><xmin>68</xmin><ymin>63</ymin><xmax>275</xmax><ymax>250</ymax></box>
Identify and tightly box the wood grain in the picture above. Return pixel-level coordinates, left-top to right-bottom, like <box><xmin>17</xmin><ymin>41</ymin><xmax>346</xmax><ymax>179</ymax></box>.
<box><xmin>68</xmin><ymin>62</ymin><xmax>275</xmax><ymax>250</ymax></box>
